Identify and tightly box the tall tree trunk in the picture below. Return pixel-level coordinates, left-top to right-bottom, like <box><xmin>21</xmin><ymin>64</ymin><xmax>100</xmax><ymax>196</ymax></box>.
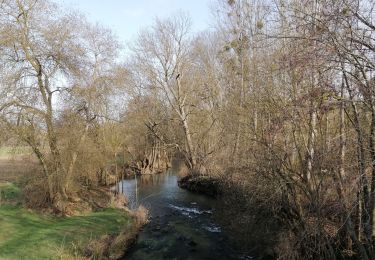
<box><xmin>344</xmin><ymin>71</ymin><xmax>373</xmax><ymax>256</ymax></box>
<box><xmin>180</xmin><ymin>106</ymin><xmax>197</xmax><ymax>170</ymax></box>
<box><xmin>306</xmin><ymin>99</ymin><xmax>317</xmax><ymax>194</ymax></box>
<box><xmin>333</xmin><ymin>82</ymin><xmax>369</xmax><ymax>260</ymax></box>
<box><xmin>339</xmin><ymin>81</ymin><xmax>346</xmax><ymax>189</ymax></box>
<box><xmin>369</xmin><ymin>105</ymin><xmax>375</xmax><ymax>237</ymax></box>
<box><xmin>64</xmin><ymin>123</ymin><xmax>90</xmax><ymax>194</ymax></box>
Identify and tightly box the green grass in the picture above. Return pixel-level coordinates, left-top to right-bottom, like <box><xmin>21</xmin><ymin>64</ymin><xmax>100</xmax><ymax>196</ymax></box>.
<box><xmin>0</xmin><ymin>184</ymin><xmax>132</xmax><ymax>259</ymax></box>
<box><xmin>0</xmin><ymin>182</ymin><xmax>22</xmax><ymax>202</ymax></box>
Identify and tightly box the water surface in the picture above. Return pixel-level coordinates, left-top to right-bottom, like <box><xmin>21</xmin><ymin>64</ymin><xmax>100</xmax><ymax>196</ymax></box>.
<box><xmin>118</xmin><ymin>171</ymin><xmax>250</xmax><ymax>260</ymax></box>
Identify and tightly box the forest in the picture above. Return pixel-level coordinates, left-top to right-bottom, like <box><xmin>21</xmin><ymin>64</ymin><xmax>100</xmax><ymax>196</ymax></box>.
<box><xmin>0</xmin><ymin>0</ymin><xmax>375</xmax><ymax>259</ymax></box>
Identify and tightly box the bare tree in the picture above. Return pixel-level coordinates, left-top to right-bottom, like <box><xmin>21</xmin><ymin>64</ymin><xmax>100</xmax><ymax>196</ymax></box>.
<box><xmin>130</xmin><ymin>13</ymin><xmax>201</xmax><ymax>170</ymax></box>
<box><xmin>0</xmin><ymin>0</ymin><xmax>123</xmax><ymax>211</ymax></box>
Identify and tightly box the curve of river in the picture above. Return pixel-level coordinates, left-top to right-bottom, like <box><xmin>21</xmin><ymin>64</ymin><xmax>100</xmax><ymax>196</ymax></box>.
<box><xmin>117</xmin><ymin>171</ymin><xmax>252</xmax><ymax>260</ymax></box>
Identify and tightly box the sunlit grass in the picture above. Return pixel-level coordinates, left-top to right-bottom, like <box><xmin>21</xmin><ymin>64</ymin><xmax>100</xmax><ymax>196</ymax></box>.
<box><xmin>0</xmin><ymin>183</ymin><xmax>132</xmax><ymax>259</ymax></box>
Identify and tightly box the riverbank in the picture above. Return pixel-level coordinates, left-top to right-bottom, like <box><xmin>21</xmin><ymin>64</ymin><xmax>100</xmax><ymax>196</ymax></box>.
<box><xmin>178</xmin><ymin>172</ymin><xmax>279</xmax><ymax>259</ymax></box>
<box><xmin>177</xmin><ymin>174</ymin><xmax>221</xmax><ymax>198</ymax></box>
<box><xmin>0</xmin><ymin>151</ymin><xmax>149</xmax><ymax>259</ymax></box>
<box><xmin>178</xmin><ymin>169</ymin><xmax>356</xmax><ymax>259</ymax></box>
<box><xmin>0</xmin><ymin>182</ymin><xmax>147</xmax><ymax>259</ymax></box>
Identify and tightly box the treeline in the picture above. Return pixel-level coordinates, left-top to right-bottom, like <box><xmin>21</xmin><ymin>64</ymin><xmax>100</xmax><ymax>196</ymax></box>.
<box><xmin>0</xmin><ymin>0</ymin><xmax>375</xmax><ymax>258</ymax></box>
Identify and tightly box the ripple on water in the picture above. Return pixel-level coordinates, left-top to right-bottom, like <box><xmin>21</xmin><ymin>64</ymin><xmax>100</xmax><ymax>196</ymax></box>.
<box><xmin>120</xmin><ymin>173</ymin><xmax>253</xmax><ymax>259</ymax></box>
<box><xmin>202</xmin><ymin>223</ymin><xmax>221</xmax><ymax>233</ymax></box>
<box><xmin>168</xmin><ymin>204</ymin><xmax>213</xmax><ymax>216</ymax></box>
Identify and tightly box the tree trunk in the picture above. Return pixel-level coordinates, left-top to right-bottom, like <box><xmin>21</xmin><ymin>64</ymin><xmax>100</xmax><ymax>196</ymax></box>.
<box><xmin>306</xmin><ymin>100</ymin><xmax>317</xmax><ymax>193</ymax></box>
<box><xmin>339</xmin><ymin>81</ymin><xmax>346</xmax><ymax>189</ymax></box>
<box><xmin>369</xmin><ymin>105</ymin><xmax>375</xmax><ymax>237</ymax></box>
<box><xmin>63</xmin><ymin>123</ymin><xmax>89</xmax><ymax>196</ymax></box>
<box><xmin>344</xmin><ymin>71</ymin><xmax>373</xmax><ymax>256</ymax></box>
<box><xmin>179</xmin><ymin>106</ymin><xmax>197</xmax><ymax>170</ymax></box>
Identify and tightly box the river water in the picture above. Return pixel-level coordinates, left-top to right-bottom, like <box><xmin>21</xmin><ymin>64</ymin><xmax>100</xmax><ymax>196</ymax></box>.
<box><xmin>118</xmin><ymin>171</ymin><xmax>251</xmax><ymax>260</ymax></box>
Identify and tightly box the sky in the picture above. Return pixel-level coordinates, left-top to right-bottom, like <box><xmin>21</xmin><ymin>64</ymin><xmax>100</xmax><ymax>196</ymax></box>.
<box><xmin>60</xmin><ymin>0</ymin><xmax>213</xmax><ymax>47</ymax></box>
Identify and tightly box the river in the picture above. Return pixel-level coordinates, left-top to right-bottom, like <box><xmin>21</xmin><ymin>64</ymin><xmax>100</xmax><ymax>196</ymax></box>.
<box><xmin>118</xmin><ymin>171</ymin><xmax>252</xmax><ymax>260</ymax></box>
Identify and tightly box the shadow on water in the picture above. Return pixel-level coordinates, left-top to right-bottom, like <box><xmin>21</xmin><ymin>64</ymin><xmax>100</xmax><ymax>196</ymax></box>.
<box><xmin>118</xmin><ymin>171</ymin><xmax>252</xmax><ymax>260</ymax></box>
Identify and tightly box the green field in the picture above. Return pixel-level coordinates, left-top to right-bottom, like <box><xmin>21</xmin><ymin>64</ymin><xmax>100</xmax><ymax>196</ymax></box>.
<box><xmin>0</xmin><ymin>183</ymin><xmax>132</xmax><ymax>259</ymax></box>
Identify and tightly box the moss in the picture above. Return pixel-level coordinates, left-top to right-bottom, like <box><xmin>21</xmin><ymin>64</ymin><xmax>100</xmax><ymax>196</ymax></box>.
<box><xmin>0</xmin><ymin>199</ymin><xmax>133</xmax><ymax>259</ymax></box>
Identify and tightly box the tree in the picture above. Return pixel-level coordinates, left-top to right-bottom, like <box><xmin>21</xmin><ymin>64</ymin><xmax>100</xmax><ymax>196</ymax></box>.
<box><xmin>130</xmin><ymin>13</ymin><xmax>200</xmax><ymax>170</ymax></box>
<box><xmin>0</xmin><ymin>0</ymin><xmax>123</xmax><ymax>211</ymax></box>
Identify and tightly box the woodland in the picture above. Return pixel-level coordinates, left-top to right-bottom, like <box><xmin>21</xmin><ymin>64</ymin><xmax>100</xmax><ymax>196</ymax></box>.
<box><xmin>1</xmin><ymin>0</ymin><xmax>375</xmax><ymax>259</ymax></box>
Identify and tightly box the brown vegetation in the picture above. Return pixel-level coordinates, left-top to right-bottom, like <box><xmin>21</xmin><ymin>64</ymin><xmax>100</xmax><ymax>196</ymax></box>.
<box><xmin>1</xmin><ymin>0</ymin><xmax>375</xmax><ymax>258</ymax></box>
<box><xmin>0</xmin><ymin>155</ymin><xmax>38</xmax><ymax>183</ymax></box>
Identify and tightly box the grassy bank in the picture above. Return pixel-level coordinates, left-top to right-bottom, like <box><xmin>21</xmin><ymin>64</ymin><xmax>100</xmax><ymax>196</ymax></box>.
<box><xmin>0</xmin><ymin>182</ymin><xmax>135</xmax><ymax>259</ymax></box>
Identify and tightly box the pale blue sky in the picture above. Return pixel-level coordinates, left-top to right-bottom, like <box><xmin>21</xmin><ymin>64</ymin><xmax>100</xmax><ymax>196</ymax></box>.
<box><xmin>60</xmin><ymin>0</ymin><xmax>213</xmax><ymax>46</ymax></box>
